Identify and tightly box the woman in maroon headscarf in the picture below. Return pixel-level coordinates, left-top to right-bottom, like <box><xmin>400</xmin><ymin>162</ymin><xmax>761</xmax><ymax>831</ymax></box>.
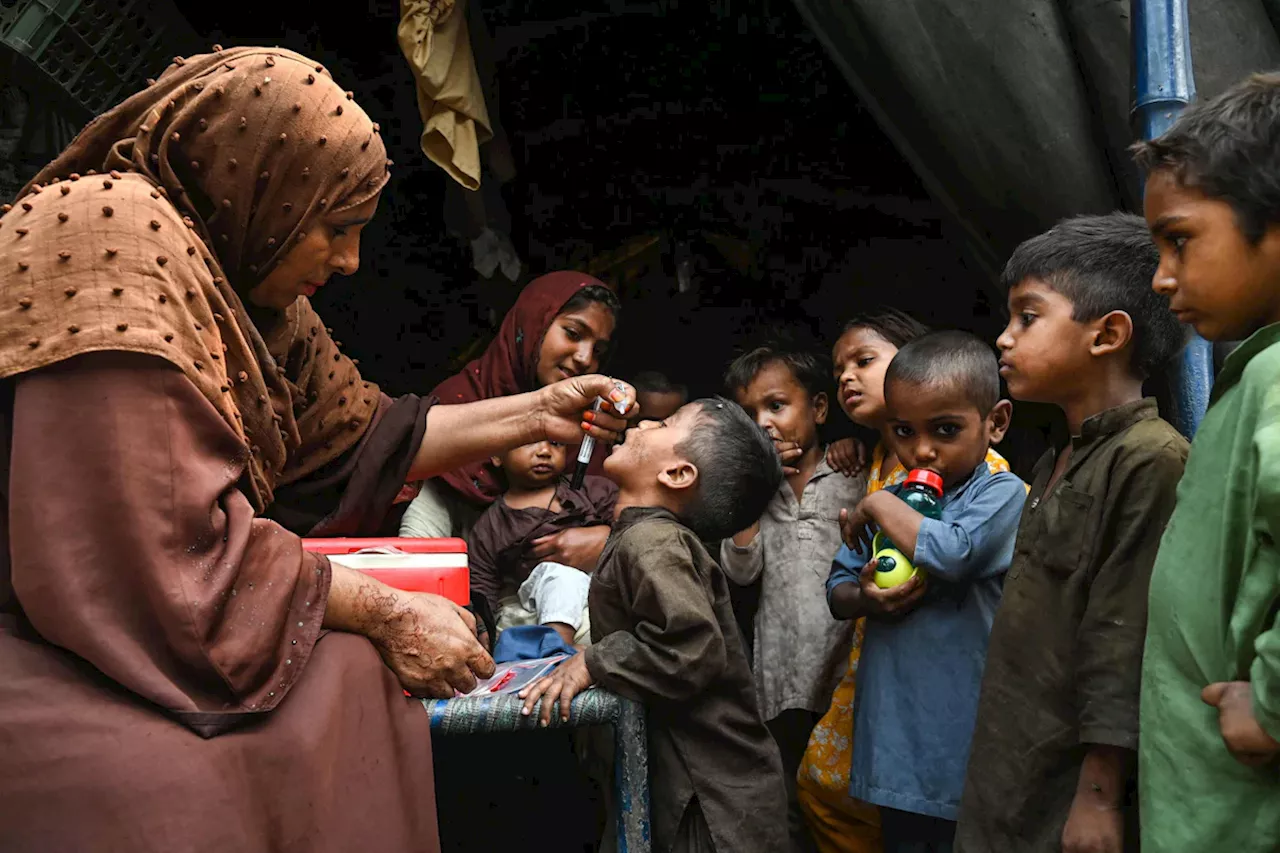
<box><xmin>0</xmin><ymin>48</ymin><xmax>634</xmax><ymax>852</ymax></box>
<box><xmin>400</xmin><ymin>272</ymin><xmax>620</xmax><ymax>569</ymax></box>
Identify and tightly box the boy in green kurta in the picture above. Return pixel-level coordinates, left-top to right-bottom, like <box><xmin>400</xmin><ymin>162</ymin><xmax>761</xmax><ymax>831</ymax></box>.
<box><xmin>1134</xmin><ymin>73</ymin><xmax>1280</xmax><ymax>852</ymax></box>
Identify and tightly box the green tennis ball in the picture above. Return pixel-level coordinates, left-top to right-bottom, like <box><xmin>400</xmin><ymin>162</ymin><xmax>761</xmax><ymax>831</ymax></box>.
<box><xmin>874</xmin><ymin>548</ymin><xmax>917</xmax><ymax>589</ymax></box>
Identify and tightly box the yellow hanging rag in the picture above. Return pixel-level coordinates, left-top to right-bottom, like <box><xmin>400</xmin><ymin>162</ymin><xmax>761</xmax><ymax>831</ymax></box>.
<box><xmin>397</xmin><ymin>0</ymin><xmax>493</xmax><ymax>190</ymax></box>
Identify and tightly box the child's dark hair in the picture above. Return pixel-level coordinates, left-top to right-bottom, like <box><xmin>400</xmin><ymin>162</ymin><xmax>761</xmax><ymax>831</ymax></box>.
<box><xmin>840</xmin><ymin>307</ymin><xmax>931</xmax><ymax>349</ymax></box>
<box><xmin>559</xmin><ymin>284</ymin><xmax>622</xmax><ymax>318</ymax></box>
<box><xmin>632</xmin><ymin>370</ymin><xmax>688</xmax><ymax>397</ymax></box>
<box><xmin>884</xmin><ymin>331</ymin><xmax>1001</xmax><ymax>414</ymax></box>
<box><xmin>1132</xmin><ymin>72</ymin><xmax>1280</xmax><ymax>244</ymax></box>
<box><xmin>723</xmin><ymin>344</ymin><xmax>829</xmax><ymax>398</ymax></box>
<box><xmin>1001</xmin><ymin>213</ymin><xmax>1184</xmax><ymax>378</ymax></box>
<box><xmin>674</xmin><ymin>397</ymin><xmax>783</xmax><ymax>541</ymax></box>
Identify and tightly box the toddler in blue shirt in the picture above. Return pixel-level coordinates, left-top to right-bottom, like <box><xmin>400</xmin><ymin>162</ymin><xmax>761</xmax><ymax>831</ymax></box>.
<box><xmin>827</xmin><ymin>331</ymin><xmax>1027</xmax><ymax>853</ymax></box>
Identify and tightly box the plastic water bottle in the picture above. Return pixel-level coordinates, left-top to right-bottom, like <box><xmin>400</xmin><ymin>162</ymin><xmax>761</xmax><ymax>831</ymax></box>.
<box><xmin>871</xmin><ymin>469</ymin><xmax>944</xmax><ymax>589</ymax></box>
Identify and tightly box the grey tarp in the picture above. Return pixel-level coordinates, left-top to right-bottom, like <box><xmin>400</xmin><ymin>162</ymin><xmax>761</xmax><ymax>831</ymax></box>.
<box><xmin>792</xmin><ymin>0</ymin><xmax>1280</xmax><ymax>281</ymax></box>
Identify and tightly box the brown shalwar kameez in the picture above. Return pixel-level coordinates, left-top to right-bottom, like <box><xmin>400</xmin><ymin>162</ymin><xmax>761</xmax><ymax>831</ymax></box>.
<box><xmin>584</xmin><ymin>508</ymin><xmax>790</xmax><ymax>853</ymax></box>
<box><xmin>0</xmin><ymin>47</ymin><xmax>441</xmax><ymax>852</ymax></box>
<box><xmin>467</xmin><ymin>475</ymin><xmax>618</xmax><ymax>611</ymax></box>
<box><xmin>955</xmin><ymin>401</ymin><xmax>1187</xmax><ymax>853</ymax></box>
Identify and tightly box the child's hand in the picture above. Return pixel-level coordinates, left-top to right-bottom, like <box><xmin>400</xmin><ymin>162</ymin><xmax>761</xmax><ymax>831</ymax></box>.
<box><xmin>531</xmin><ymin>526</ymin><xmax>609</xmax><ymax>572</ymax></box>
<box><xmin>826</xmin><ymin>438</ymin><xmax>868</xmax><ymax>478</ymax></box>
<box><xmin>1202</xmin><ymin>681</ymin><xmax>1280</xmax><ymax>766</ymax></box>
<box><xmin>519</xmin><ymin>653</ymin><xmax>594</xmax><ymax>727</ymax></box>
<box><xmin>1061</xmin><ymin>794</ymin><xmax>1123</xmax><ymax>853</ymax></box>
<box><xmin>773</xmin><ymin>439</ymin><xmax>804</xmax><ymax>476</ymax></box>
<box><xmin>839</xmin><ymin>503</ymin><xmax>876</xmax><ymax>553</ymax></box>
<box><xmin>857</xmin><ymin>559</ymin><xmax>927</xmax><ymax>617</ymax></box>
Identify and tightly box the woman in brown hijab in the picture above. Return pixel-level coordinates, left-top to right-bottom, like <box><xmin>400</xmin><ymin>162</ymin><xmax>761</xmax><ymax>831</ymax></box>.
<box><xmin>0</xmin><ymin>47</ymin><xmax>633</xmax><ymax>852</ymax></box>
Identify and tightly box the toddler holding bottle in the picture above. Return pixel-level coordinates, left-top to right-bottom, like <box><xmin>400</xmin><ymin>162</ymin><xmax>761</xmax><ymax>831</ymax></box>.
<box><xmin>826</xmin><ymin>331</ymin><xmax>1026</xmax><ymax>853</ymax></box>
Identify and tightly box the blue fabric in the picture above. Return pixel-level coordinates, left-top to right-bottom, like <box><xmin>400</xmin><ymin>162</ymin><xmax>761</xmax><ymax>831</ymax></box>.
<box><xmin>492</xmin><ymin>625</ymin><xmax>579</xmax><ymax>664</ymax></box>
<box><xmin>827</xmin><ymin>463</ymin><xmax>1026</xmax><ymax>820</ymax></box>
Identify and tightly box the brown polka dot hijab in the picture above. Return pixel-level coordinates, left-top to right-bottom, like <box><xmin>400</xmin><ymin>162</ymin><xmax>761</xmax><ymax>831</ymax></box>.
<box><xmin>0</xmin><ymin>47</ymin><xmax>392</xmax><ymax>512</ymax></box>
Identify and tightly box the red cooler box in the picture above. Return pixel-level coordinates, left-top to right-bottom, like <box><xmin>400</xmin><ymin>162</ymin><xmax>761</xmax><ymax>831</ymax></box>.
<box><xmin>301</xmin><ymin>538</ymin><xmax>469</xmax><ymax>605</ymax></box>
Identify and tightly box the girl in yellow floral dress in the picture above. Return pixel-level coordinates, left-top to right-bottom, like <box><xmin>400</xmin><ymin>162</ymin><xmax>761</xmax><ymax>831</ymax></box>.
<box><xmin>799</xmin><ymin>311</ymin><xmax>1015</xmax><ymax>853</ymax></box>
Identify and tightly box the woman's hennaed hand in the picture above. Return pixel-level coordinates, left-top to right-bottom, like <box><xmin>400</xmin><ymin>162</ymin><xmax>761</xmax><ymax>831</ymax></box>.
<box><xmin>365</xmin><ymin>590</ymin><xmax>496</xmax><ymax>698</ymax></box>
<box><xmin>535</xmin><ymin>375</ymin><xmax>637</xmax><ymax>446</ymax></box>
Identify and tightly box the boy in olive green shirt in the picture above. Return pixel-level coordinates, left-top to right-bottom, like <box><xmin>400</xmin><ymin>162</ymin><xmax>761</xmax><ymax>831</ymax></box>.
<box><xmin>1134</xmin><ymin>74</ymin><xmax>1280</xmax><ymax>852</ymax></box>
<box><xmin>957</xmin><ymin>214</ymin><xmax>1188</xmax><ymax>853</ymax></box>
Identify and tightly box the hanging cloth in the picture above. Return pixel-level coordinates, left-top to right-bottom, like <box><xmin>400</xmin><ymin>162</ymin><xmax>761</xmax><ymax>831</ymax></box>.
<box><xmin>397</xmin><ymin>0</ymin><xmax>493</xmax><ymax>190</ymax></box>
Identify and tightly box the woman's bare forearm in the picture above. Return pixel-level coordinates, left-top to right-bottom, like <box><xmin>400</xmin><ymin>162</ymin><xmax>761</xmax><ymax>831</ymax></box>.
<box><xmin>406</xmin><ymin>375</ymin><xmax>633</xmax><ymax>483</ymax></box>
<box><xmin>408</xmin><ymin>392</ymin><xmax>544</xmax><ymax>481</ymax></box>
<box><xmin>323</xmin><ymin>563</ymin><xmax>405</xmax><ymax>642</ymax></box>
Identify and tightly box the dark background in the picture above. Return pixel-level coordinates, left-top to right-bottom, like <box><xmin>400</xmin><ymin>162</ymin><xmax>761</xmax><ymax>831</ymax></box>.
<box><xmin>154</xmin><ymin>7</ymin><xmax>1036</xmax><ymax>847</ymax></box>
<box><xmin>167</xmin><ymin>0</ymin><xmax>1003</xmax><ymax>430</ymax></box>
<box><xmin>0</xmin><ymin>4</ymin><xmax>1054</xmax><ymax>848</ymax></box>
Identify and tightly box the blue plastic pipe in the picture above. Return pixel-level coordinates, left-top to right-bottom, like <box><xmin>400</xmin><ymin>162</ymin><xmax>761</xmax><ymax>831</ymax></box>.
<box><xmin>1133</xmin><ymin>0</ymin><xmax>1213</xmax><ymax>438</ymax></box>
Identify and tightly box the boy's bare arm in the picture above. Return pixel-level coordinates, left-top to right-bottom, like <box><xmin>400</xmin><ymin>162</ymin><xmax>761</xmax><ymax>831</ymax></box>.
<box><xmin>828</xmin><ymin>579</ymin><xmax>864</xmax><ymax>619</ymax></box>
<box><xmin>721</xmin><ymin>522</ymin><xmax>764</xmax><ymax>585</ymax></box>
<box><xmin>1062</xmin><ymin>744</ymin><xmax>1130</xmax><ymax>853</ymax></box>
<box><xmin>730</xmin><ymin>521</ymin><xmax>760</xmax><ymax>548</ymax></box>
<box><xmin>829</xmin><ymin>560</ymin><xmax>927</xmax><ymax>620</ymax></box>
<box><xmin>857</xmin><ymin>490</ymin><xmax>925</xmax><ymax>557</ymax></box>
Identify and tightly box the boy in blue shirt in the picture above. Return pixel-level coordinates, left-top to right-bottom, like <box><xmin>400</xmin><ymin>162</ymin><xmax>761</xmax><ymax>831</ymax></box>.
<box><xmin>827</xmin><ymin>331</ymin><xmax>1026</xmax><ymax>853</ymax></box>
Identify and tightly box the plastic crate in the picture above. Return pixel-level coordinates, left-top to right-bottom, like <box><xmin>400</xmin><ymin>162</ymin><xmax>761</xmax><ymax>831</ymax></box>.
<box><xmin>0</xmin><ymin>0</ymin><xmax>199</xmax><ymax>122</ymax></box>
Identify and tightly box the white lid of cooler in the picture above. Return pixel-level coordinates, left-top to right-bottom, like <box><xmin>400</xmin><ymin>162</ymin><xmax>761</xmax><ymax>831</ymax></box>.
<box><xmin>327</xmin><ymin>552</ymin><xmax>468</xmax><ymax>570</ymax></box>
